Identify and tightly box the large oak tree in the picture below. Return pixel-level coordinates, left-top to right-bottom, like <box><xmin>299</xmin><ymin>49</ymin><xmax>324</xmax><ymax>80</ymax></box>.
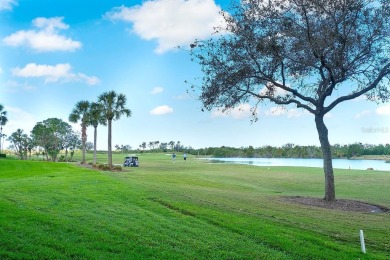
<box><xmin>31</xmin><ymin>118</ymin><xmax>72</xmax><ymax>161</ymax></box>
<box><xmin>189</xmin><ymin>0</ymin><xmax>390</xmax><ymax>201</ymax></box>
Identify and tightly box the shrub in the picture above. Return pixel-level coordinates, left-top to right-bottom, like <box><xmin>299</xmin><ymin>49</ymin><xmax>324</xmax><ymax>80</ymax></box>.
<box><xmin>113</xmin><ymin>165</ymin><xmax>122</xmax><ymax>171</ymax></box>
<box><xmin>97</xmin><ymin>164</ymin><xmax>110</xmax><ymax>171</ymax></box>
<box><xmin>58</xmin><ymin>155</ymin><xmax>66</xmax><ymax>162</ymax></box>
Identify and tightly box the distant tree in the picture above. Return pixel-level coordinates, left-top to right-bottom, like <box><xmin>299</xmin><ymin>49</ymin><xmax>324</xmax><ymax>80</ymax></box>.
<box><xmin>159</xmin><ymin>142</ymin><xmax>168</xmax><ymax>151</ymax></box>
<box><xmin>189</xmin><ymin>0</ymin><xmax>390</xmax><ymax>201</ymax></box>
<box><xmin>372</xmin><ymin>144</ymin><xmax>385</xmax><ymax>155</ymax></box>
<box><xmin>169</xmin><ymin>141</ymin><xmax>175</xmax><ymax>151</ymax></box>
<box><xmin>63</xmin><ymin>130</ymin><xmax>81</xmax><ymax>161</ymax></box>
<box><xmin>0</xmin><ymin>104</ymin><xmax>8</xmax><ymax>153</ymax></box>
<box><xmin>115</xmin><ymin>144</ymin><xmax>131</xmax><ymax>153</ymax></box>
<box><xmin>26</xmin><ymin>137</ymin><xmax>34</xmax><ymax>160</ymax></box>
<box><xmin>140</xmin><ymin>142</ymin><xmax>147</xmax><ymax>151</ymax></box>
<box><xmin>124</xmin><ymin>145</ymin><xmax>131</xmax><ymax>152</ymax></box>
<box><xmin>88</xmin><ymin>102</ymin><xmax>106</xmax><ymax>165</ymax></box>
<box><xmin>31</xmin><ymin>118</ymin><xmax>72</xmax><ymax>161</ymax></box>
<box><xmin>84</xmin><ymin>141</ymin><xmax>93</xmax><ymax>152</ymax></box>
<box><xmin>386</xmin><ymin>144</ymin><xmax>390</xmax><ymax>155</ymax></box>
<box><xmin>175</xmin><ymin>141</ymin><xmax>181</xmax><ymax>152</ymax></box>
<box><xmin>148</xmin><ymin>141</ymin><xmax>154</xmax><ymax>150</ymax></box>
<box><xmin>98</xmin><ymin>91</ymin><xmax>131</xmax><ymax>167</ymax></box>
<box><xmin>7</xmin><ymin>129</ymin><xmax>31</xmax><ymax>159</ymax></box>
<box><xmin>245</xmin><ymin>145</ymin><xmax>255</xmax><ymax>158</ymax></box>
<box><xmin>346</xmin><ymin>143</ymin><xmax>365</xmax><ymax>158</ymax></box>
<box><xmin>69</xmin><ymin>100</ymin><xmax>90</xmax><ymax>164</ymax></box>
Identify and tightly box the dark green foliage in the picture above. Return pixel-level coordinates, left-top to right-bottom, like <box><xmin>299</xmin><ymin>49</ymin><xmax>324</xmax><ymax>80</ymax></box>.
<box><xmin>31</xmin><ymin>118</ymin><xmax>73</xmax><ymax>162</ymax></box>
<box><xmin>189</xmin><ymin>143</ymin><xmax>390</xmax><ymax>158</ymax></box>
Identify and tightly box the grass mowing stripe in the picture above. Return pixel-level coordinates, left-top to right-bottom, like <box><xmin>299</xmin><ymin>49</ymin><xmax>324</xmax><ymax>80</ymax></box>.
<box><xmin>1</xmin><ymin>155</ymin><xmax>389</xmax><ymax>259</ymax></box>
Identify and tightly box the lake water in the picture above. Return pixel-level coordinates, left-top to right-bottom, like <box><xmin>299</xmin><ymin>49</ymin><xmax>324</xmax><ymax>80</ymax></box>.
<box><xmin>205</xmin><ymin>158</ymin><xmax>390</xmax><ymax>171</ymax></box>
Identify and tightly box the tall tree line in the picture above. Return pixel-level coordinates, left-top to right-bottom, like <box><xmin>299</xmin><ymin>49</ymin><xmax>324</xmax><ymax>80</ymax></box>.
<box><xmin>191</xmin><ymin>144</ymin><xmax>390</xmax><ymax>159</ymax></box>
<box><xmin>5</xmin><ymin>90</ymin><xmax>131</xmax><ymax>166</ymax></box>
<box><xmin>8</xmin><ymin>118</ymin><xmax>80</xmax><ymax>161</ymax></box>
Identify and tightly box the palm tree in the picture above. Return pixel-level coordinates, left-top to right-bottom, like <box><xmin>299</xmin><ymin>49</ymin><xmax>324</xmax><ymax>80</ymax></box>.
<box><xmin>88</xmin><ymin>102</ymin><xmax>106</xmax><ymax>165</ymax></box>
<box><xmin>98</xmin><ymin>91</ymin><xmax>131</xmax><ymax>167</ymax></box>
<box><xmin>0</xmin><ymin>104</ymin><xmax>8</xmax><ymax>153</ymax></box>
<box><xmin>69</xmin><ymin>100</ymin><xmax>90</xmax><ymax>164</ymax></box>
<box><xmin>169</xmin><ymin>141</ymin><xmax>175</xmax><ymax>151</ymax></box>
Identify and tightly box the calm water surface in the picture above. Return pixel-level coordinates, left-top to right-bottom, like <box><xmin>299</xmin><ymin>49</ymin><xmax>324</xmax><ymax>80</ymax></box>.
<box><xmin>206</xmin><ymin>158</ymin><xmax>390</xmax><ymax>171</ymax></box>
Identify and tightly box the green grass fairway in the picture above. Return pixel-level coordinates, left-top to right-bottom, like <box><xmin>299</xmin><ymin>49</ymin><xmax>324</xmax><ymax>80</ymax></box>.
<box><xmin>1</xmin><ymin>153</ymin><xmax>389</xmax><ymax>259</ymax></box>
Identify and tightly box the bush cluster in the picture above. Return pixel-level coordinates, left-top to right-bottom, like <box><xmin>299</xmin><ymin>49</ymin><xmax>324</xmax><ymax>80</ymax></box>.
<box><xmin>95</xmin><ymin>164</ymin><xmax>122</xmax><ymax>171</ymax></box>
<box><xmin>97</xmin><ymin>164</ymin><xmax>111</xmax><ymax>171</ymax></box>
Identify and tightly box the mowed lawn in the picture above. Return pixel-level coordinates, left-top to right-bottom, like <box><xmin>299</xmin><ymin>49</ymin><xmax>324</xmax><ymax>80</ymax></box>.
<box><xmin>0</xmin><ymin>153</ymin><xmax>389</xmax><ymax>259</ymax></box>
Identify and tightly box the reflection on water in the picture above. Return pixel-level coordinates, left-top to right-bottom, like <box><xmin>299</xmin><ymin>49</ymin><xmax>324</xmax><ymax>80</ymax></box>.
<box><xmin>206</xmin><ymin>158</ymin><xmax>390</xmax><ymax>171</ymax></box>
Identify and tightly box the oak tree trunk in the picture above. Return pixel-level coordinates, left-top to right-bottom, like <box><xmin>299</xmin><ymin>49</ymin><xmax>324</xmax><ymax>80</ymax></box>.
<box><xmin>315</xmin><ymin>114</ymin><xmax>336</xmax><ymax>201</ymax></box>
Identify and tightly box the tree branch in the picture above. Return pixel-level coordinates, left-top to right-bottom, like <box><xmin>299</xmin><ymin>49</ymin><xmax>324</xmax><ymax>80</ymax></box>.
<box><xmin>325</xmin><ymin>62</ymin><xmax>390</xmax><ymax>113</ymax></box>
<box><xmin>246</xmin><ymin>89</ymin><xmax>316</xmax><ymax>114</ymax></box>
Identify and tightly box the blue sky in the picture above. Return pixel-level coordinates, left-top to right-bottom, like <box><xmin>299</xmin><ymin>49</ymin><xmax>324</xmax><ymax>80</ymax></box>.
<box><xmin>0</xmin><ymin>0</ymin><xmax>389</xmax><ymax>150</ymax></box>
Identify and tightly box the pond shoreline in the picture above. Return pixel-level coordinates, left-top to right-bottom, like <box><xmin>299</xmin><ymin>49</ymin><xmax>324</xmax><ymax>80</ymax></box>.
<box><xmin>199</xmin><ymin>155</ymin><xmax>390</xmax><ymax>161</ymax></box>
<box><xmin>202</xmin><ymin>157</ymin><xmax>390</xmax><ymax>171</ymax></box>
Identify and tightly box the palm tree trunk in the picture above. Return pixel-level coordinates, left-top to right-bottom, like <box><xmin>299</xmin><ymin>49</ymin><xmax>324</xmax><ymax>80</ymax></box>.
<box><xmin>81</xmin><ymin>124</ymin><xmax>87</xmax><ymax>164</ymax></box>
<box><xmin>315</xmin><ymin>114</ymin><xmax>336</xmax><ymax>201</ymax></box>
<box><xmin>108</xmin><ymin>119</ymin><xmax>112</xmax><ymax>167</ymax></box>
<box><xmin>93</xmin><ymin>126</ymin><xmax>97</xmax><ymax>165</ymax></box>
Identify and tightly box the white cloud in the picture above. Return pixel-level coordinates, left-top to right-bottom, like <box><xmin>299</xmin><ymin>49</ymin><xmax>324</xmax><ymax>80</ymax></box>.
<box><xmin>0</xmin><ymin>66</ymin><xmax>3</xmax><ymax>74</ymax></box>
<box><xmin>0</xmin><ymin>0</ymin><xmax>17</xmax><ymax>11</ymax></box>
<box><xmin>3</xmin><ymin>17</ymin><xmax>81</xmax><ymax>52</ymax></box>
<box><xmin>76</xmin><ymin>73</ymin><xmax>100</xmax><ymax>86</ymax></box>
<box><xmin>259</xmin><ymin>84</ymin><xmax>290</xmax><ymax>97</ymax></box>
<box><xmin>151</xmin><ymin>87</ymin><xmax>163</xmax><ymax>94</ymax></box>
<box><xmin>150</xmin><ymin>105</ymin><xmax>173</xmax><ymax>115</ymax></box>
<box><xmin>264</xmin><ymin>106</ymin><xmax>307</xmax><ymax>118</ymax></box>
<box><xmin>105</xmin><ymin>0</ymin><xmax>225</xmax><ymax>53</ymax></box>
<box><xmin>12</xmin><ymin>63</ymin><xmax>100</xmax><ymax>85</ymax></box>
<box><xmin>376</xmin><ymin>104</ymin><xmax>390</xmax><ymax>115</ymax></box>
<box><xmin>355</xmin><ymin>110</ymin><xmax>372</xmax><ymax>119</ymax></box>
<box><xmin>211</xmin><ymin>104</ymin><xmax>253</xmax><ymax>120</ymax></box>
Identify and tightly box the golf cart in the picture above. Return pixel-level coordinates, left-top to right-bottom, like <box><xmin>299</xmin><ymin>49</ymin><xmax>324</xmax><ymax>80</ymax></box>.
<box><xmin>123</xmin><ymin>156</ymin><xmax>139</xmax><ymax>167</ymax></box>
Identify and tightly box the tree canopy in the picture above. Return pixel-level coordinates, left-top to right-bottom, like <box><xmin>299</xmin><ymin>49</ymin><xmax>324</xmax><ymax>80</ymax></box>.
<box><xmin>31</xmin><ymin>118</ymin><xmax>73</xmax><ymax>161</ymax></box>
<box><xmin>189</xmin><ymin>0</ymin><xmax>390</xmax><ymax>201</ymax></box>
